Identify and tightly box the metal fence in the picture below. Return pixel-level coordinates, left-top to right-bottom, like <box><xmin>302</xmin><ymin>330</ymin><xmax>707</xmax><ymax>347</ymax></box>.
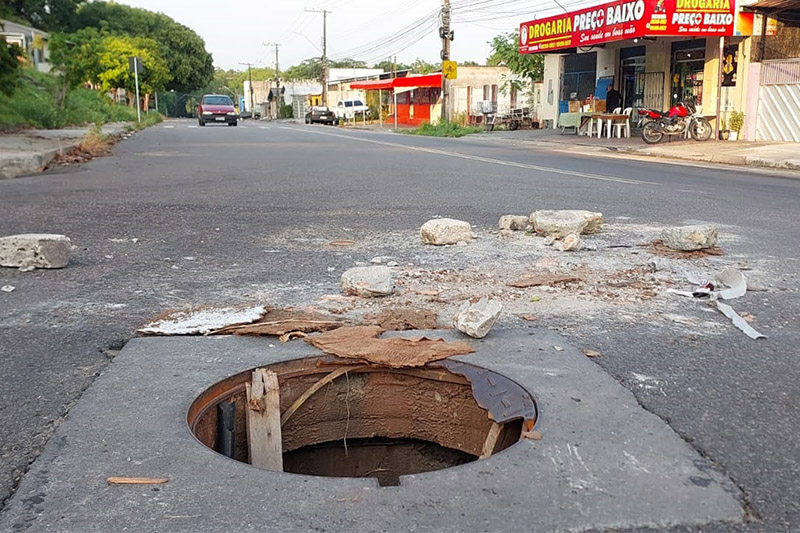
<box><xmin>761</xmin><ymin>59</ymin><xmax>800</xmax><ymax>85</ymax></box>
<box><xmin>643</xmin><ymin>72</ymin><xmax>665</xmax><ymax>110</ymax></box>
<box><xmin>756</xmin><ymin>59</ymin><xmax>800</xmax><ymax>142</ymax></box>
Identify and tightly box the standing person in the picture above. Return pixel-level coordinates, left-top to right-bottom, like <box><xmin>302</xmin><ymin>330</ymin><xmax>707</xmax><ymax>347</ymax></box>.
<box><xmin>606</xmin><ymin>84</ymin><xmax>622</xmax><ymax>112</ymax></box>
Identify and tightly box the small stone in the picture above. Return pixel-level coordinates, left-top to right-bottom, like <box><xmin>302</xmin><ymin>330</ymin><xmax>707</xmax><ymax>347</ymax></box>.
<box><xmin>453</xmin><ymin>297</ymin><xmax>503</xmax><ymax>339</ymax></box>
<box><xmin>553</xmin><ymin>345</ymin><xmax>564</xmax><ymax>352</ymax></box>
<box><xmin>530</xmin><ymin>210</ymin><xmax>603</xmax><ymax>238</ymax></box>
<box><xmin>561</xmin><ymin>233</ymin><xmax>583</xmax><ymax>251</ymax></box>
<box><xmin>341</xmin><ymin>266</ymin><xmax>394</xmax><ymax>297</ymax></box>
<box><xmin>18</xmin><ymin>265</ymin><xmax>35</xmax><ymax>272</ymax></box>
<box><xmin>661</xmin><ymin>224</ymin><xmax>718</xmax><ymax>251</ymax></box>
<box><xmin>456</xmin><ymin>240</ymin><xmax>468</xmax><ymax>247</ymax></box>
<box><xmin>420</xmin><ymin>218</ymin><xmax>472</xmax><ymax>246</ymax></box>
<box><xmin>370</xmin><ymin>256</ymin><xmax>394</xmax><ymax>264</ymax></box>
<box><xmin>0</xmin><ymin>234</ymin><xmax>71</xmax><ymax>269</ymax></box>
<box><xmin>1</xmin><ymin>285</ymin><xmax>15</xmax><ymax>293</ymax></box>
<box><xmin>498</xmin><ymin>215</ymin><xmax>529</xmax><ymax>231</ymax></box>
<box><xmin>386</xmin><ymin>261</ymin><xmax>399</xmax><ymax>267</ymax></box>
<box><xmin>543</xmin><ymin>235</ymin><xmax>556</xmax><ymax>246</ymax></box>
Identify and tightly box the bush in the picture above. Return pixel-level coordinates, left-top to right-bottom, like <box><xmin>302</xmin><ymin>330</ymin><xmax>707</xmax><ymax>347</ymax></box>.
<box><xmin>407</xmin><ymin>121</ymin><xmax>482</xmax><ymax>137</ymax></box>
<box><xmin>728</xmin><ymin>110</ymin><xmax>744</xmax><ymax>133</ymax></box>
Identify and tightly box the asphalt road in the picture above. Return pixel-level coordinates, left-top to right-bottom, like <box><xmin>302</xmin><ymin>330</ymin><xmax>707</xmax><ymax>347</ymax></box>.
<box><xmin>1</xmin><ymin>118</ymin><xmax>799</xmax><ymax>531</ymax></box>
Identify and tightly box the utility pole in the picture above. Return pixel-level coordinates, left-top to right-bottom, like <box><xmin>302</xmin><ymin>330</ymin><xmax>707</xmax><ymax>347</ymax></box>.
<box><xmin>238</xmin><ymin>61</ymin><xmax>254</xmax><ymax>115</ymax></box>
<box><xmin>440</xmin><ymin>0</ymin><xmax>452</xmax><ymax>123</ymax></box>
<box><xmin>263</xmin><ymin>43</ymin><xmax>281</xmax><ymax>118</ymax></box>
<box><xmin>305</xmin><ymin>8</ymin><xmax>331</xmax><ymax>106</ymax></box>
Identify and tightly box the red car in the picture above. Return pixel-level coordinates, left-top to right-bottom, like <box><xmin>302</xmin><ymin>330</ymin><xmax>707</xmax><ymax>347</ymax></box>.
<box><xmin>197</xmin><ymin>94</ymin><xmax>238</xmax><ymax>126</ymax></box>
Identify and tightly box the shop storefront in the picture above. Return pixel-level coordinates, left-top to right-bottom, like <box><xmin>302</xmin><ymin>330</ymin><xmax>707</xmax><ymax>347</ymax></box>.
<box><xmin>520</xmin><ymin>0</ymin><xmax>755</xmax><ymax>131</ymax></box>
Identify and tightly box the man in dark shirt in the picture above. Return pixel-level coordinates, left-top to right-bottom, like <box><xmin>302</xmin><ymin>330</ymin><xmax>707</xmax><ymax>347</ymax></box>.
<box><xmin>606</xmin><ymin>85</ymin><xmax>622</xmax><ymax>112</ymax></box>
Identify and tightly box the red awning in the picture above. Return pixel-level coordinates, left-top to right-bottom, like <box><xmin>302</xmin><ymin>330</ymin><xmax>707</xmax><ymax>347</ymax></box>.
<box><xmin>349</xmin><ymin>73</ymin><xmax>441</xmax><ymax>91</ymax></box>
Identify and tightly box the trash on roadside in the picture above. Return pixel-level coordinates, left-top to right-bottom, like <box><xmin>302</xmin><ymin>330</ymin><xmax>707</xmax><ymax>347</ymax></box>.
<box><xmin>213</xmin><ymin>307</ymin><xmax>343</xmax><ymax>336</ymax></box>
<box><xmin>328</xmin><ymin>240</ymin><xmax>356</xmax><ymax>247</ymax></box>
<box><xmin>137</xmin><ymin>305</ymin><xmax>267</xmax><ymax>335</ymax></box>
<box><xmin>553</xmin><ymin>345</ymin><xmax>564</xmax><ymax>352</ymax></box>
<box><xmin>1</xmin><ymin>285</ymin><xmax>15</xmax><ymax>293</ymax></box>
<box><xmin>507</xmin><ymin>273</ymin><xmax>582</xmax><ymax>288</ymax></box>
<box><xmin>645</xmin><ymin>239</ymin><xmax>725</xmax><ymax>259</ymax></box>
<box><xmin>582</xmin><ymin>348</ymin><xmax>600</xmax><ymax>358</ymax></box>
<box><xmin>305</xmin><ymin>325</ymin><xmax>474</xmax><ymax>368</ymax></box>
<box><xmin>18</xmin><ymin>265</ymin><xmax>35</xmax><ymax>272</ymax></box>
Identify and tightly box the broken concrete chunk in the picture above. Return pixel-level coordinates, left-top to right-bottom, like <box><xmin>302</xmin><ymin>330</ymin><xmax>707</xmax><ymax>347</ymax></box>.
<box><xmin>454</xmin><ymin>297</ymin><xmax>503</xmax><ymax>339</ymax></box>
<box><xmin>530</xmin><ymin>210</ymin><xmax>603</xmax><ymax>238</ymax></box>
<box><xmin>0</xmin><ymin>234</ymin><xmax>71</xmax><ymax>269</ymax></box>
<box><xmin>660</xmin><ymin>225</ymin><xmax>718</xmax><ymax>251</ymax></box>
<box><xmin>498</xmin><ymin>215</ymin><xmax>529</xmax><ymax>231</ymax></box>
<box><xmin>561</xmin><ymin>233</ymin><xmax>583</xmax><ymax>252</ymax></box>
<box><xmin>341</xmin><ymin>266</ymin><xmax>394</xmax><ymax>297</ymax></box>
<box><xmin>420</xmin><ymin>218</ymin><xmax>472</xmax><ymax>245</ymax></box>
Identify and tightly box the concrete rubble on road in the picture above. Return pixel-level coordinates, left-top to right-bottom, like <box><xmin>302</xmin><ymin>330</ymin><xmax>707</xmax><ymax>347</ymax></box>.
<box><xmin>341</xmin><ymin>265</ymin><xmax>395</xmax><ymax>297</ymax></box>
<box><xmin>560</xmin><ymin>233</ymin><xmax>583</xmax><ymax>252</ymax></box>
<box><xmin>530</xmin><ymin>210</ymin><xmax>603</xmax><ymax>238</ymax></box>
<box><xmin>498</xmin><ymin>215</ymin><xmax>530</xmax><ymax>231</ymax></box>
<box><xmin>420</xmin><ymin>218</ymin><xmax>472</xmax><ymax>245</ymax></box>
<box><xmin>0</xmin><ymin>234</ymin><xmax>71</xmax><ymax>269</ymax></box>
<box><xmin>661</xmin><ymin>224</ymin><xmax>718</xmax><ymax>251</ymax></box>
<box><xmin>454</xmin><ymin>297</ymin><xmax>503</xmax><ymax>339</ymax></box>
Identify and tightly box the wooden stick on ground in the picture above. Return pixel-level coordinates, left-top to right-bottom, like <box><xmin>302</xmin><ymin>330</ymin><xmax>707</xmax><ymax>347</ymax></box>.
<box><xmin>479</xmin><ymin>422</ymin><xmax>504</xmax><ymax>459</ymax></box>
<box><xmin>107</xmin><ymin>477</ymin><xmax>169</xmax><ymax>485</ymax></box>
<box><xmin>245</xmin><ymin>368</ymin><xmax>283</xmax><ymax>471</ymax></box>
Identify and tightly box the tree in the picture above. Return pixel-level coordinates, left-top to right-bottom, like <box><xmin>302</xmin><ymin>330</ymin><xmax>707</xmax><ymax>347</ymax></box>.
<box><xmin>1</xmin><ymin>0</ymin><xmax>85</xmax><ymax>31</ymax></box>
<box><xmin>372</xmin><ymin>59</ymin><xmax>411</xmax><ymax>73</ymax></box>
<box><xmin>95</xmin><ymin>35</ymin><xmax>169</xmax><ymax>96</ymax></box>
<box><xmin>487</xmin><ymin>31</ymin><xmax>543</xmax><ymax>82</ymax></box>
<box><xmin>461</xmin><ymin>60</ymin><xmax>481</xmax><ymax>67</ymax></box>
<box><xmin>0</xmin><ymin>35</ymin><xmax>23</xmax><ymax>95</ymax></box>
<box><xmin>411</xmin><ymin>58</ymin><xmax>439</xmax><ymax>75</ymax></box>
<box><xmin>71</xmin><ymin>2</ymin><xmax>213</xmax><ymax>93</ymax></box>
<box><xmin>283</xmin><ymin>58</ymin><xmax>322</xmax><ymax>81</ymax></box>
<box><xmin>49</xmin><ymin>27</ymin><xmax>103</xmax><ymax>106</ymax></box>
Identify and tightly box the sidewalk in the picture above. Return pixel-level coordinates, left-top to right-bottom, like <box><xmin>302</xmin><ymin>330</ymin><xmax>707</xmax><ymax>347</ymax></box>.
<box><xmin>0</xmin><ymin>123</ymin><xmax>129</xmax><ymax>179</ymax></box>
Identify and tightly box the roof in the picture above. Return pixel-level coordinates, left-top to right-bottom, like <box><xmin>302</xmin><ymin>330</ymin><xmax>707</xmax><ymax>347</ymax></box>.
<box><xmin>350</xmin><ymin>73</ymin><xmax>441</xmax><ymax>90</ymax></box>
<box><xmin>0</xmin><ymin>19</ymin><xmax>49</xmax><ymax>38</ymax></box>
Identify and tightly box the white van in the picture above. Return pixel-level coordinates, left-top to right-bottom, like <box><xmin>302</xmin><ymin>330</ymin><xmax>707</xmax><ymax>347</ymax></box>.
<box><xmin>333</xmin><ymin>99</ymin><xmax>370</xmax><ymax>121</ymax></box>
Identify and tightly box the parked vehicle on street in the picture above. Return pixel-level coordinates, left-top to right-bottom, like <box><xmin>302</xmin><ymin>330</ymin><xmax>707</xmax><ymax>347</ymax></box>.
<box><xmin>638</xmin><ymin>101</ymin><xmax>711</xmax><ymax>144</ymax></box>
<box><xmin>333</xmin><ymin>99</ymin><xmax>370</xmax><ymax>121</ymax></box>
<box><xmin>305</xmin><ymin>106</ymin><xmax>337</xmax><ymax>125</ymax></box>
<box><xmin>197</xmin><ymin>95</ymin><xmax>238</xmax><ymax>126</ymax></box>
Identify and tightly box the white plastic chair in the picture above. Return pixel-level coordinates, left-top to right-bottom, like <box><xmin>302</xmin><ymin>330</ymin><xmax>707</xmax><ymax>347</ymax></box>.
<box><xmin>603</xmin><ymin>107</ymin><xmax>622</xmax><ymax>139</ymax></box>
<box><xmin>614</xmin><ymin>107</ymin><xmax>632</xmax><ymax>138</ymax></box>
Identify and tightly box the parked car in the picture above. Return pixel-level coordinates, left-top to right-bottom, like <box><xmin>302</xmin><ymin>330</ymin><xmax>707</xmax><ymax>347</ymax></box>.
<box><xmin>305</xmin><ymin>106</ymin><xmax>337</xmax><ymax>125</ymax></box>
<box><xmin>333</xmin><ymin>99</ymin><xmax>370</xmax><ymax>121</ymax></box>
<box><xmin>197</xmin><ymin>95</ymin><xmax>237</xmax><ymax>126</ymax></box>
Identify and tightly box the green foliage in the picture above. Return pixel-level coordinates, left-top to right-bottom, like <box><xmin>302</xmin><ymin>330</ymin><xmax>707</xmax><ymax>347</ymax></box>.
<box><xmin>729</xmin><ymin>110</ymin><xmax>744</xmax><ymax>132</ymax></box>
<box><xmin>0</xmin><ymin>69</ymin><xmax>137</xmax><ymax>130</ymax></box>
<box><xmin>372</xmin><ymin>59</ymin><xmax>411</xmax><ymax>73</ymax></box>
<box><xmin>279</xmin><ymin>104</ymin><xmax>293</xmax><ymax>119</ymax></box>
<box><xmin>283</xmin><ymin>58</ymin><xmax>321</xmax><ymax>80</ymax></box>
<box><xmin>1</xmin><ymin>0</ymin><xmax>85</xmax><ymax>31</ymax></box>
<box><xmin>71</xmin><ymin>2</ymin><xmax>214</xmax><ymax>92</ymax></box>
<box><xmin>0</xmin><ymin>36</ymin><xmax>23</xmax><ymax>95</ymax></box>
<box><xmin>126</xmin><ymin>111</ymin><xmax>163</xmax><ymax>131</ymax></box>
<box><xmin>407</xmin><ymin>121</ymin><xmax>482</xmax><ymax>138</ymax></box>
<box><xmin>96</xmin><ymin>35</ymin><xmax>169</xmax><ymax>95</ymax></box>
<box><xmin>411</xmin><ymin>58</ymin><xmax>439</xmax><ymax>75</ymax></box>
<box><xmin>461</xmin><ymin>60</ymin><xmax>481</xmax><ymax>67</ymax></box>
<box><xmin>487</xmin><ymin>32</ymin><xmax>543</xmax><ymax>82</ymax></box>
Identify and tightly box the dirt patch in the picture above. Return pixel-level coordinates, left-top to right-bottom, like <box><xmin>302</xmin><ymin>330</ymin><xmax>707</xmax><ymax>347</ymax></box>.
<box><xmin>644</xmin><ymin>239</ymin><xmax>726</xmax><ymax>259</ymax></box>
<box><xmin>367</xmin><ymin>307</ymin><xmax>439</xmax><ymax>330</ymax></box>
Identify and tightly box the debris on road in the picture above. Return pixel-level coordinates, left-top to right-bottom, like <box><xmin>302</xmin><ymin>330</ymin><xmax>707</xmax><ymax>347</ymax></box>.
<box><xmin>245</xmin><ymin>369</ymin><xmax>283</xmax><ymax>471</ymax></box>
<box><xmin>498</xmin><ymin>215</ymin><xmax>529</xmax><ymax>231</ymax></box>
<box><xmin>0</xmin><ymin>234</ymin><xmax>71</xmax><ymax>269</ymax></box>
<box><xmin>368</xmin><ymin>307</ymin><xmax>439</xmax><ymax>330</ymax></box>
<box><xmin>560</xmin><ymin>233</ymin><xmax>583</xmax><ymax>252</ymax></box>
<box><xmin>553</xmin><ymin>345</ymin><xmax>564</xmax><ymax>352</ymax></box>
<box><xmin>137</xmin><ymin>305</ymin><xmax>267</xmax><ymax>335</ymax></box>
<box><xmin>582</xmin><ymin>348</ymin><xmax>600</xmax><ymax>358</ymax></box>
<box><xmin>420</xmin><ymin>218</ymin><xmax>472</xmax><ymax>245</ymax></box>
<box><xmin>107</xmin><ymin>477</ymin><xmax>169</xmax><ymax>485</ymax></box>
<box><xmin>661</xmin><ymin>224</ymin><xmax>718</xmax><ymax>251</ymax></box>
<box><xmin>214</xmin><ymin>307</ymin><xmax>342</xmax><ymax>336</ymax></box>
<box><xmin>715</xmin><ymin>301</ymin><xmax>765</xmax><ymax>340</ymax></box>
<box><xmin>328</xmin><ymin>240</ymin><xmax>356</xmax><ymax>247</ymax></box>
<box><xmin>305</xmin><ymin>325</ymin><xmax>474</xmax><ymax>367</ymax></box>
<box><xmin>1</xmin><ymin>285</ymin><xmax>15</xmax><ymax>293</ymax></box>
<box><xmin>506</xmin><ymin>273</ymin><xmax>582</xmax><ymax>288</ymax></box>
<box><xmin>530</xmin><ymin>210</ymin><xmax>603</xmax><ymax>238</ymax></box>
<box><xmin>341</xmin><ymin>265</ymin><xmax>395</xmax><ymax>297</ymax></box>
<box><xmin>454</xmin><ymin>297</ymin><xmax>503</xmax><ymax>339</ymax></box>
<box><xmin>522</xmin><ymin>430</ymin><xmax>543</xmax><ymax>440</ymax></box>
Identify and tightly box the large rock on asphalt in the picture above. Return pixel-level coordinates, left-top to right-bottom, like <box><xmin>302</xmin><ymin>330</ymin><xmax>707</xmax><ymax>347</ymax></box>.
<box><xmin>341</xmin><ymin>266</ymin><xmax>394</xmax><ymax>297</ymax></box>
<box><xmin>530</xmin><ymin>210</ymin><xmax>603</xmax><ymax>238</ymax></box>
<box><xmin>453</xmin><ymin>297</ymin><xmax>503</xmax><ymax>339</ymax></box>
<box><xmin>420</xmin><ymin>218</ymin><xmax>472</xmax><ymax>245</ymax></box>
<box><xmin>498</xmin><ymin>215</ymin><xmax>529</xmax><ymax>231</ymax></box>
<box><xmin>0</xmin><ymin>234</ymin><xmax>71</xmax><ymax>269</ymax></box>
<box><xmin>661</xmin><ymin>224</ymin><xmax>718</xmax><ymax>251</ymax></box>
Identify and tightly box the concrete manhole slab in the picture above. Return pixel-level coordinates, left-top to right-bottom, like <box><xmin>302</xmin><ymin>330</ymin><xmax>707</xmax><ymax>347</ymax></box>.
<box><xmin>0</xmin><ymin>329</ymin><xmax>744</xmax><ymax>532</ymax></box>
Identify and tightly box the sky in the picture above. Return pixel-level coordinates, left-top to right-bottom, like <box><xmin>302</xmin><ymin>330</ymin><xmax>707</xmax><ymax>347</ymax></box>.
<box><xmin>116</xmin><ymin>0</ymin><xmax>598</xmax><ymax>72</ymax></box>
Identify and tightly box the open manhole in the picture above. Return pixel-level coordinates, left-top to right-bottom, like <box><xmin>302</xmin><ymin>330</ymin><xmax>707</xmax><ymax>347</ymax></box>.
<box><xmin>188</xmin><ymin>357</ymin><xmax>537</xmax><ymax>487</ymax></box>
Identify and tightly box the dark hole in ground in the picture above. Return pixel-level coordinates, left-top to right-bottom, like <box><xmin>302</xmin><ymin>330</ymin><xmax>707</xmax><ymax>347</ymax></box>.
<box><xmin>283</xmin><ymin>437</ymin><xmax>476</xmax><ymax>487</ymax></box>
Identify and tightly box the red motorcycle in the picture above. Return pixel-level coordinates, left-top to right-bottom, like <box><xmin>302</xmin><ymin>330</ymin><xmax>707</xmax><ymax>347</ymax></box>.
<box><xmin>638</xmin><ymin>102</ymin><xmax>712</xmax><ymax>144</ymax></box>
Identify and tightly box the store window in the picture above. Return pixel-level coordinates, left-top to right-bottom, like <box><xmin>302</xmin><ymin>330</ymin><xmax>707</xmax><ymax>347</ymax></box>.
<box><xmin>671</xmin><ymin>40</ymin><xmax>706</xmax><ymax>108</ymax></box>
<box><xmin>620</xmin><ymin>46</ymin><xmax>646</xmax><ymax>109</ymax></box>
<box><xmin>561</xmin><ymin>52</ymin><xmax>597</xmax><ymax>101</ymax></box>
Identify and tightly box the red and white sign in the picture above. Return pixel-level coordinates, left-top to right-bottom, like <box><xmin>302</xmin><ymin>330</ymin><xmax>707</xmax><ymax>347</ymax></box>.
<box><xmin>520</xmin><ymin>0</ymin><xmax>749</xmax><ymax>54</ymax></box>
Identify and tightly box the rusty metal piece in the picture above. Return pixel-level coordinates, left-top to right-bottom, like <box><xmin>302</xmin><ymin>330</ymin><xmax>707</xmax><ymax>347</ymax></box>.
<box><xmin>431</xmin><ymin>360</ymin><xmax>537</xmax><ymax>425</ymax></box>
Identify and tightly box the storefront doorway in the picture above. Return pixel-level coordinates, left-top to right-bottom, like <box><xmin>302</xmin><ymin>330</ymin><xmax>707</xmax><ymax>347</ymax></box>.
<box><xmin>671</xmin><ymin>40</ymin><xmax>706</xmax><ymax>109</ymax></box>
<box><xmin>561</xmin><ymin>52</ymin><xmax>597</xmax><ymax>103</ymax></box>
<box><xmin>620</xmin><ymin>46</ymin><xmax>646</xmax><ymax>109</ymax></box>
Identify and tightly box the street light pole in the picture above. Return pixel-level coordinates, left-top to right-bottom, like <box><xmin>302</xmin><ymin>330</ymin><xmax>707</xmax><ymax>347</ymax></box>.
<box><xmin>440</xmin><ymin>0</ymin><xmax>452</xmax><ymax>124</ymax></box>
<box><xmin>305</xmin><ymin>8</ymin><xmax>332</xmax><ymax>106</ymax></box>
<box><xmin>263</xmin><ymin>43</ymin><xmax>281</xmax><ymax>118</ymax></box>
<box><xmin>238</xmin><ymin>61</ymin><xmax>255</xmax><ymax>115</ymax></box>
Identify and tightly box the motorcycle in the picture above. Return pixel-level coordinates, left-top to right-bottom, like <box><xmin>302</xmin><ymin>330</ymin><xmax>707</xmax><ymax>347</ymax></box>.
<box><xmin>638</xmin><ymin>102</ymin><xmax>712</xmax><ymax>144</ymax></box>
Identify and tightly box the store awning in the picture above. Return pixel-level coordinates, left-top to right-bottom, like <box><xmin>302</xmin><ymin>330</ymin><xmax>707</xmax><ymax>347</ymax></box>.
<box><xmin>519</xmin><ymin>0</ymin><xmax>753</xmax><ymax>55</ymax></box>
<box><xmin>349</xmin><ymin>73</ymin><xmax>441</xmax><ymax>91</ymax></box>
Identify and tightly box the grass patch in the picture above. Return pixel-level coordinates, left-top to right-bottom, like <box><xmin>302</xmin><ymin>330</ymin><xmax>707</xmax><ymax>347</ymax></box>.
<box><xmin>0</xmin><ymin>69</ymin><xmax>138</xmax><ymax>130</ymax></box>
<box><xmin>126</xmin><ymin>112</ymin><xmax>164</xmax><ymax>131</ymax></box>
<box><xmin>406</xmin><ymin>121</ymin><xmax>482</xmax><ymax>138</ymax></box>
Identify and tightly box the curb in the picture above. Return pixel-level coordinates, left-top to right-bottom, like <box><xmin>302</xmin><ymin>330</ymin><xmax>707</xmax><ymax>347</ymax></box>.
<box><xmin>0</xmin><ymin>142</ymin><xmax>78</xmax><ymax>180</ymax></box>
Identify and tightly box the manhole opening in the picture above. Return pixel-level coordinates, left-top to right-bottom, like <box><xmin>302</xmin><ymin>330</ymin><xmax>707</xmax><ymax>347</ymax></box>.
<box><xmin>188</xmin><ymin>357</ymin><xmax>536</xmax><ymax>487</ymax></box>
